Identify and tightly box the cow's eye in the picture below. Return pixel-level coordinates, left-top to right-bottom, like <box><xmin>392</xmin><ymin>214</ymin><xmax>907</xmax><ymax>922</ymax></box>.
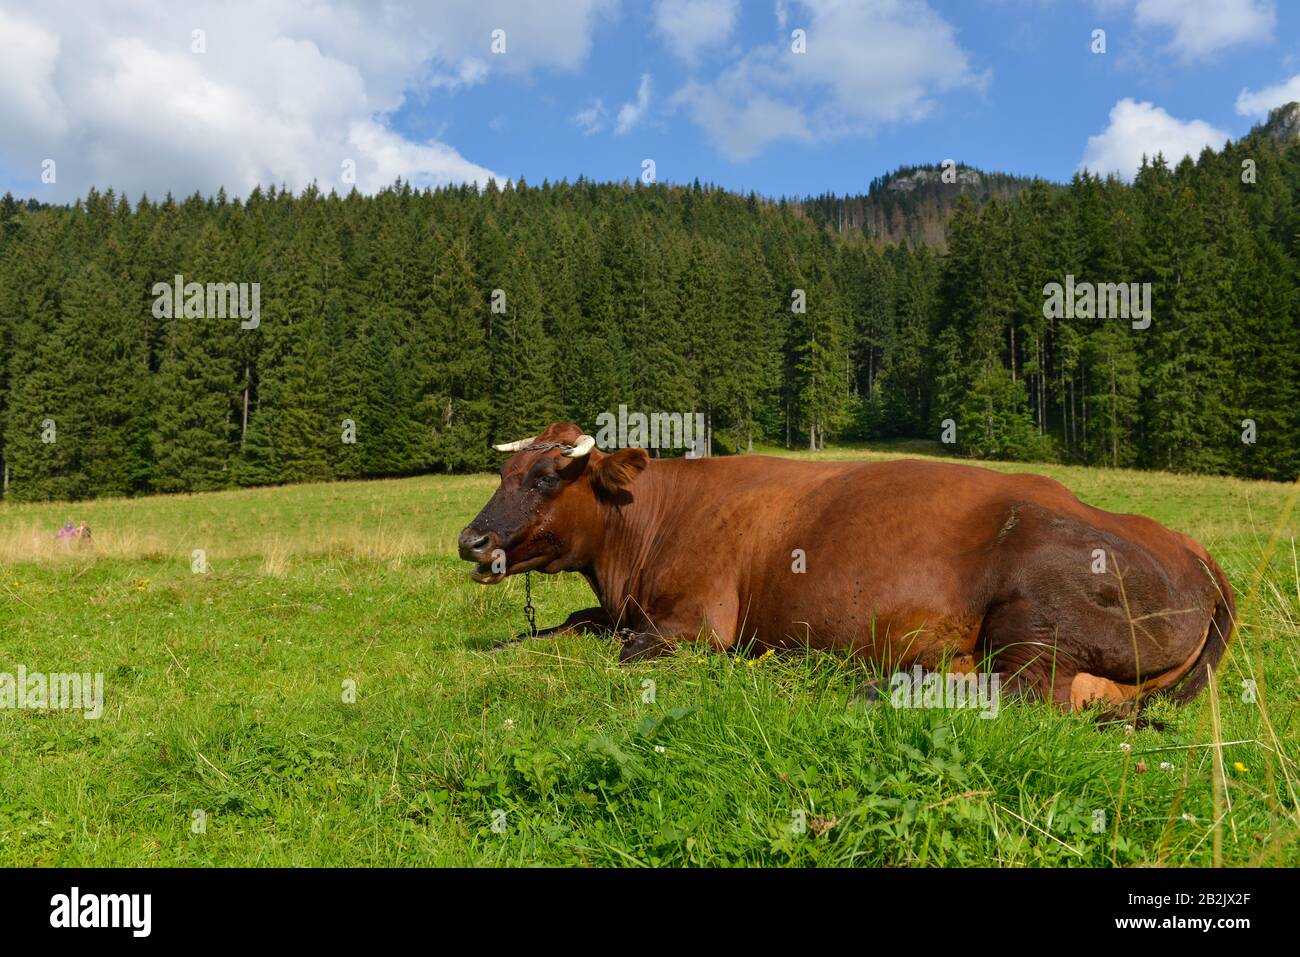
<box><xmin>535</xmin><ymin>474</ymin><xmax>559</xmax><ymax>491</ymax></box>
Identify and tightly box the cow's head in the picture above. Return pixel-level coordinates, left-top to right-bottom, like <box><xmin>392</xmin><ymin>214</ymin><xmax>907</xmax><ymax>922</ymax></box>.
<box><xmin>457</xmin><ymin>422</ymin><xmax>649</xmax><ymax>583</ymax></box>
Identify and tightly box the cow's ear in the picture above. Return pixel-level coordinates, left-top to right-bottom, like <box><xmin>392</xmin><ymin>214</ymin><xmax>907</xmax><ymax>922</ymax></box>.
<box><xmin>592</xmin><ymin>447</ymin><xmax>649</xmax><ymax>497</ymax></box>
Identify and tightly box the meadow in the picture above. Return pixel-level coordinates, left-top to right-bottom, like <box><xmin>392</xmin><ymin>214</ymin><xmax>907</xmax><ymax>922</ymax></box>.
<box><xmin>0</xmin><ymin>445</ymin><xmax>1296</xmax><ymax>867</ymax></box>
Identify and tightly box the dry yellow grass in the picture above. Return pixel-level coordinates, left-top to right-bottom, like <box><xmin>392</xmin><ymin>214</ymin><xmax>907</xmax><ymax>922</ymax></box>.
<box><xmin>0</xmin><ymin>473</ymin><xmax>485</xmax><ymax>566</ymax></box>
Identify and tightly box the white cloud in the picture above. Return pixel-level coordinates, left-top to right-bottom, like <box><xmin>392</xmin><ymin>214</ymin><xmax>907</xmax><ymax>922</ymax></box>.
<box><xmin>427</xmin><ymin>59</ymin><xmax>492</xmax><ymax>92</ymax></box>
<box><xmin>654</xmin><ymin>0</ymin><xmax>739</xmax><ymax>63</ymax></box>
<box><xmin>1079</xmin><ymin>99</ymin><xmax>1228</xmax><ymax>180</ymax></box>
<box><xmin>674</xmin><ymin>0</ymin><xmax>986</xmax><ymax>161</ymax></box>
<box><xmin>572</xmin><ymin>99</ymin><xmax>608</xmax><ymax>135</ymax></box>
<box><xmin>676</xmin><ymin>82</ymin><xmax>812</xmax><ymax>159</ymax></box>
<box><xmin>0</xmin><ymin>0</ymin><xmax>617</xmax><ymax>199</ymax></box>
<box><xmin>1236</xmin><ymin>75</ymin><xmax>1300</xmax><ymax>116</ymax></box>
<box><xmin>615</xmin><ymin>74</ymin><xmax>653</xmax><ymax>135</ymax></box>
<box><xmin>347</xmin><ymin>120</ymin><xmax>500</xmax><ymax>190</ymax></box>
<box><xmin>0</xmin><ymin>9</ymin><xmax>68</xmax><ymax>144</ymax></box>
<box><xmin>775</xmin><ymin>0</ymin><xmax>791</xmax><ymax>30</ymax></box>
<box><xmin>1131</xmin><ymin>0</ymin><xmax>1275</xmax><ymax>60</ymax></box>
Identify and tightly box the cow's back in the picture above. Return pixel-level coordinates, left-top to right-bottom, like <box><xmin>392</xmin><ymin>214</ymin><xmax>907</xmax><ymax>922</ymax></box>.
<box><xmin>640</xmin><ymin>455</ymin><xmax>1211</xmax><ymax>662</ymax></box>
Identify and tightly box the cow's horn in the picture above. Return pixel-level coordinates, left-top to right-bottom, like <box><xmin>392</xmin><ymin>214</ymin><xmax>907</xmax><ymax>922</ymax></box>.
<box><xmin>492</xmin><ymin>436</ymin><xmax>536</xmax><ymax>453</ymax></box>
<box><xmin>564</xmin><ymin>434</ymin><xmax>596</xmax><ymax>458</ymax></box>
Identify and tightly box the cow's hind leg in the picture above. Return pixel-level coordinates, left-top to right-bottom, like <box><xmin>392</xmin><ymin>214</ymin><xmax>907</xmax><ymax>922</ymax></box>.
<box><xmin>986</xmin><ymin>503</ymin><xmax>1220</xmax><ymax>715</ymax></box>
<box><xmin>1068</xmin><ymin>672</ymin><xmax>1138</xmax><ymax>714</ymax></box>
<box><xmin>976</xmin><ymin>597</ymin><xmax>1074</xmax><ymax>705</ymax></box>
<box><xmin>979</xmin><ymin>598</ymin><xmax>1152</xmax><ymax>717</ymax></box>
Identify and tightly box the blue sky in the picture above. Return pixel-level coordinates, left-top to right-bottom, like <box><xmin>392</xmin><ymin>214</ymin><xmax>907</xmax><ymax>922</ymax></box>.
<box><xmin>404</xmin><ymin>0</ymin><xmax>1300</xmax><ymax>195</ymax></box>
<box><xmin>2</xmin><ymin>1</ymin><xmax>1299</xmax><ymax>202</ymax></box>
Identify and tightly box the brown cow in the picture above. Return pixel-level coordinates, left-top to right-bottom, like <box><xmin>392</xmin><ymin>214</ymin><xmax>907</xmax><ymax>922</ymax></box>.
<box><xmin>458</xmin><ymin>422</ymin><xmax>1234</xmax><ymax>711</ymax></box>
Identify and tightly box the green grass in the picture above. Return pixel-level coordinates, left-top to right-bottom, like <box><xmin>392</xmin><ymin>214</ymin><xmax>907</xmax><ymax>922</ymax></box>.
<box><xmin>0</xmin><ymin>448</ymin><xmax>1296</xmax><ymax>866</ymax></box>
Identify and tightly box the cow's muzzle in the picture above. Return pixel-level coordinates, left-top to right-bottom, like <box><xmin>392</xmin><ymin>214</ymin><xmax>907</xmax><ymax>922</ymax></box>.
<box><xmin>458</xmin><ymin>526</ymin><xmax>505</xmax><ymax>583</ymax></box>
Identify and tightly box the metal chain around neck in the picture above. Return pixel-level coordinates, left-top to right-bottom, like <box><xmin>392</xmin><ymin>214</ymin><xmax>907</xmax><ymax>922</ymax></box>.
<box><xmin>515</xmin><ymin>443</ymin><xmax>569</xmax><ymax>639</ymax></box>
<box><xmin>523</xmin><ymin>571</ymin><xmax>537</xmax><ymax>638</ymax></box>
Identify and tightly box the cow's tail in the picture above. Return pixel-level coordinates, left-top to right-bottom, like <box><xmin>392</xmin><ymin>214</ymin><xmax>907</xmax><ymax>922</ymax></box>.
<box><xmin>1167</xmin><ymin>554</ymin><xmax>1235</xmax><ymax>706</ymax></box>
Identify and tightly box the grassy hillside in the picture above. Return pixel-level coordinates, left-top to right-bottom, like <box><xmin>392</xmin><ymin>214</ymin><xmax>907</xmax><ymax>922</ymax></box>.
<box><xmin>0</xmin><ymin>448</ymin><xmax>1296</xmax><ymax>866</ymax></box>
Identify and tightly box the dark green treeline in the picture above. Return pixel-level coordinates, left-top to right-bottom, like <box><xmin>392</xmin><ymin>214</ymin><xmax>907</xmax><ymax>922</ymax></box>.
<box><xmin>0</xmin><ymin>133</ymin><xmax>1297</xmax><ymax>502</ymax></box>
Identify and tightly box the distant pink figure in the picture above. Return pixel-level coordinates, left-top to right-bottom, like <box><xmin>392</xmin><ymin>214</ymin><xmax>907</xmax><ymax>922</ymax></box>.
<box><xmin>54</xmin><ymin>521</ymin><xmax>92</xmax><ymax>545</ymax></box>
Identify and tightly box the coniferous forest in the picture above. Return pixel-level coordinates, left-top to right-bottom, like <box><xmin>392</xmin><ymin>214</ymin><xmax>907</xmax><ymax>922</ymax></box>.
<box><xmin>1</xmin><ymin>112</ymin><xmax>1298</xmax><ymax>502</ymax></box>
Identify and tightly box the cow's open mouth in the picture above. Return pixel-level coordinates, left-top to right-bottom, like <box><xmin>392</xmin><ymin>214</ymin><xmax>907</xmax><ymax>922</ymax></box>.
<box><xmin>471</xmin><ymin>561</ymin><xmax>505</xmax><ymax>585</ymax></box>
<box><xmin>468</xmin><ymin>553</ymin><xmax>550</xmax><ymax>585</ymax></box>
